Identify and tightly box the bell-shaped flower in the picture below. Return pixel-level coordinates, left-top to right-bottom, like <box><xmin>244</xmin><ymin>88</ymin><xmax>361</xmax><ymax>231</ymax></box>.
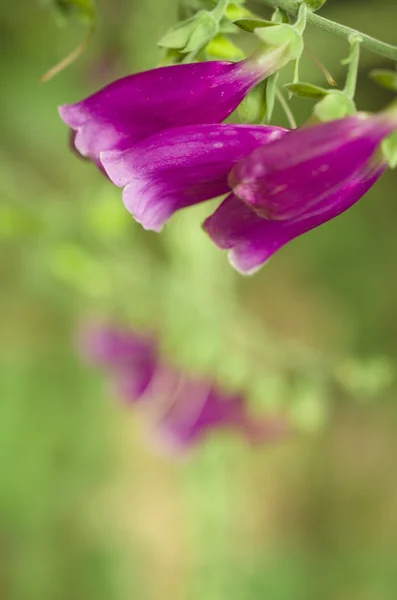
<box><xmin>80</xmin><ymin>322</ymin><xmax>289</xmax><ymax>452</ymax></box>
<box><xmin>100</xmin><ymin>123</ymin><xmax>287</xmax><ymax>231</ymax></box>
<box><xmin>59</xmin><ymin>39</ymin><xmax>300</xmax><ymax>166</ymax></box>
<box><xmin>204</xmin><ymin>113</ymin><xmax>397</xmax><ymax>274</ymax></box>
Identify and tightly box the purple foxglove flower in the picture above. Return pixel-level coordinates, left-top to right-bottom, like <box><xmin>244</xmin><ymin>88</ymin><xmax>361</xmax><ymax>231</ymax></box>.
<box><xmin>101</xmin><ymin>123</ymin><xmax>287</xmax><ymax>231</ymax></box>
<box><xmin>79</xmin><ymin>322</ymin><xmax>158</xmax><ymax>398</ymax></box>
<box><xmin>58</xmin><ymin>50</ymin><xmax>291</xmax><ymax>166</ymax></box>
<box><xmin>79</xmin><ymin>322</ymin><xmax>289</xmax><ymax>451</ymax></box>
<box><xmin>204</xmin><ymin>114</ymin><xmax>397</xmax><ymax>274</ymax></box>
<box><xmin>142</xmin><ymin>369</ymin><xmax>289</xmax><ymax>451</ymax></box>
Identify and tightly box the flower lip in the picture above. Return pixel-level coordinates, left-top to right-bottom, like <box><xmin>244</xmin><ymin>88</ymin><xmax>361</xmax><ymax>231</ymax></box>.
<box><xmin>229</xmin><ymin>113</ymin><xmax>396</xmax><ymax>222</ymax></box>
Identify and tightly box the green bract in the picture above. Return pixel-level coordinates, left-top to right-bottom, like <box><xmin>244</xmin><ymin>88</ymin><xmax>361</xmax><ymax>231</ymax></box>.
<box><xmin>284</xmin><ymin>82</ymin><xmax>329</xmax><ymax>99</ymax></box>
<box><xmin>234</xmin><ymin>18</ymin><xmax>279</xmax><ymax>33</ymax></box>
<box><xmin>158</xmin><ymin>11</ymin><xmax>218</xmax><ymax>53</ymax></box>
<box><xmin>255</xmin><ymin>23</ymin><xmax>304</xmax><ymax>64</ymax></box>
<box><xmin>313</xmin><ymin>91</ymin><xmax>356</xmax><ymax>121</ymax></box>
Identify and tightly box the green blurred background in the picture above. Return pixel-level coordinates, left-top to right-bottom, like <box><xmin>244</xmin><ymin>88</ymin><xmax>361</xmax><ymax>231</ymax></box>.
<box><xmin>2</xmin><ymin>1</ymin><xmax>397</xmax><ymax>598</ymax></box>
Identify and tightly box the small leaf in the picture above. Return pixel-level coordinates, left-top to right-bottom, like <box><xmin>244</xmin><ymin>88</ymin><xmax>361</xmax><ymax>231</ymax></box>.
<box><xmin>158</xmin><ymin>16</ymin><xmax>198</xmax><ymax>49</ymax></box>
<box><xmin>183</xmin><ymin>12</ymin><xmax>218</xmax><ymax>52</ymax></box>
<box><xmin>233</xmin><ymin>17</ymin><xmax>278</xmax><ymax>33</ymax></box>
<box><xmin>158</xmin><ymin>11</ymin><xmax>218</xmax><ymax>54</ymax></box>
<box><xmin>284</xmin><ymin>82</ymin><xmax>329</xmax><ymax>99</ymax></box>
<box><xmin>369</xmin><ymin>68</ymin><xmax>397</xmax><ymax>92</ymax></box>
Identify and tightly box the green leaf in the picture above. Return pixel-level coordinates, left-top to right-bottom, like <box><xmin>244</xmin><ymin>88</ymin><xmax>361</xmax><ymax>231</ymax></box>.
<box><xmin>158</xmin><ymin>15</ymin><xmax>199</xmax><ymax>49</ymax></box>
<box><xmin>233</xmin><ymin>18</ymin><xmax>278</xmax><ymax>33</ymax></box>
<box><xmin>369</xmin><ymin>68</ymin><xmax>397</xmax><ymax>92</ymax></box>
<box><xmin>284</xmin><ymin>82</ymin><xmax>329</xmax><ymax>99</ymax></box>
<box><xmin>158</xmin><ymin>11</ymin><xmax>218</xmax><ymax>53</ymax></box>
<box><xmin>183</xmin><ymin>12</ymin><xmax>218</xmax><ymax>53</ymax></box>
<box><xmin>382</xmin><ymin>130</ymin><xmax>397</xmax><ymax>169</ymax></box>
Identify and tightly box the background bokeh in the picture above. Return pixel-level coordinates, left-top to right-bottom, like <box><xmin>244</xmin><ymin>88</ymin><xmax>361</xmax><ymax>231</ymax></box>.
<box><xmin>2</xmin><ymin>1</ymin><xmax>397</xmax><ymax>598</ymax></box>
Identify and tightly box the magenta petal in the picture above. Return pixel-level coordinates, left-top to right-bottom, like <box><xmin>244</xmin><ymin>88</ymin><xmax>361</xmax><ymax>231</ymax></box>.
<box><xmin>78</xmin><ymin>323</ymin><xmax>158</xmax><ymax>400</ymax></box>
<box><xmin>153</xmin><ymin>376</ymin><xmax>290</xmax><ymax>450</ymax></box>
<box><xmin>101</xmin><ymin>123</ymin><xmax>287</xmax><ymax>231</ymax></box>
<box><xmin>231</xmin><ymin>115</ymin><xmax>395</xmax><ymax>221</ymax></box>
<box><xmin>59</xmin><ymin>59</ymin><xmax>266</xmax><ymax>165</ymax></box>
<box><xmin>150</xmin><ymin>376</ymin><xmax>254</xmax><ymax>449</ymax></box>
<box><xmin>204</xmin><ymin>164</ymin><xmax>385</xmax><ymax>274</ymax></box>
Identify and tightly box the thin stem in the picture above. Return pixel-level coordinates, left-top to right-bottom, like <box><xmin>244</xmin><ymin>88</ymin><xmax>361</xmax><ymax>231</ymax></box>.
<box><xmin>40</xmin><ymin>25</ymin><xmax>94</xmax><ymax>83</ymax></box>
<box><xmin>305</xmin><ymin>46</ymin><xmax>336</xmax><ymax>86</ymax></box>
<box><xmin>258</xmin><ymin>0</ymin><xmax>397</xmax><ymax>61</ymax></box>
<box><xmin>211</xmin><ymin>0</ymin><xmax>229</xmax><ymax>22</ymax></box>
<box><xmin>275</xmin><ymin>88</ymin><xmax>297</xmax><ymax>128</ymax></box>
<box><xmin>344</xmin><ymin>36</ymin><xmax>362</xmax><ymax>100</ymax></box>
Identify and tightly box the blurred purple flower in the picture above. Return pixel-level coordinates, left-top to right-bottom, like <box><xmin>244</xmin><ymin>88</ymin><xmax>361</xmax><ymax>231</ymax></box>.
<box><xmin>204</xmin><ymin>114</ymin><xmax>397</xmax><ymax>274</ymax></box>
<box><xmin>101</xmin><ymin>123</ymin><xmax>287</xmax><ymax>231</ymax></box>
<box><xmin>80</xmin><ymin>322</ymin><xmax>289</xmax><ymax>452</ymax></box>
<box><xmin>59</xmin><ymin>50</ymin><xmax>291</xmax><ymax>167</ymax></box>
<box><xmin>79</xmin><ymin>323</ymin><xmax>157</xmax><ymax>398</ymax></box>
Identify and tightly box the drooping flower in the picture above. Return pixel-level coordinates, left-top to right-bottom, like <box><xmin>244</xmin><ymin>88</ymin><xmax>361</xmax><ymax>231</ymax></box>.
<box><xmin>79</xmin><ymin>323</ymin><xmax>157</xmax><ymax>398</ymax></box>
<box><xmin>80</xmin><ymin>322</ymin><xmax>289</xmax><ymax>452</ymax></box>
<box><xmin>101</xmin><ymin>123</ymin><xmax>287</xmax><ymax>231</ymax></box>
<box><xmin>59</xmin><ymin>42</ymin><xmax>299</xmax><ymax>167</ymax></box>
<box><xmin>204</xmin><ymin>113</ymin><xmax>397</xmax><ymax>274</ymax></box>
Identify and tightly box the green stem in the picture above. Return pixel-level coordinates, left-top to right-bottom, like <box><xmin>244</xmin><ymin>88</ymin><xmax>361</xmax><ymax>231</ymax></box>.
<box><xmin>275</xmin><ymin>88</ymin><xmax>297</xmax><ymax>128</ymax></box>
<box><xmin>344</xmin><ymin>35</ymin><xmax>362</xmax><ymax>100</ymax></box>
<box><xmin>258</xmin><ymin>0</ymin><xmax>397</xmax><ymax>61</ymax></box>
<box><xmin>211</xmin><ymin>0</ymin><xmax>229</xmax><ymax>22</ymax></box>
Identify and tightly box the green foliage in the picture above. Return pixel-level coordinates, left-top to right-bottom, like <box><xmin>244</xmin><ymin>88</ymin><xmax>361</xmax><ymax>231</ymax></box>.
<box><xmin>234</xmin><ymin>17</ymin><xmax>279</xmax><ymax>33</ymax></box>
<box><xmin>238</xmin><ymin>81</ymin><xmax>267</xmax><ymax>123</ymax></box>
<box><xmin>284</xmin><ymin>81</ymin><xmax>329</xmax><ymax>99</ymax></box>
<box><xmin>158</xmin><ymin>11</ymin><xmax>219</xmax><ymax>52</ymax></box>
<box><xmin>369</xmin><ymin>68</ymin><xmax>397</xmax><ymax>92</ymax></box>
<box><xmin>313</xmin><ymin>91</ymin><xmax>356</xmax><ymax>121</ymax></box>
